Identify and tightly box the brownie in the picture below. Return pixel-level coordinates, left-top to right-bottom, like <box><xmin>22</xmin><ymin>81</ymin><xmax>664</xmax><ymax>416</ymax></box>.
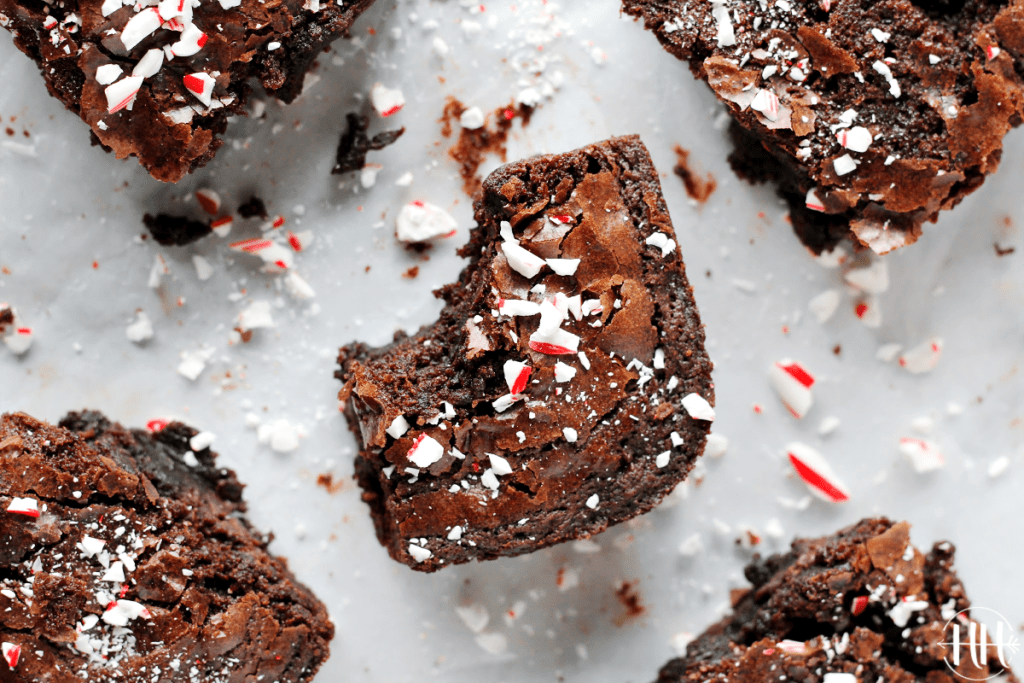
<box><xmin>0</xmin><ymin>0</ymin><xmax>375</xmax><ymax>182</ymax></box>
<box><xmin>0</xmin><ymin>411</ymin><xmax>333</xmax><ymax>682</ymax></box>
<box><xmin>622</xmin><ymin>0</ymin><xmax>1024</xmax><ymax>254</ymax></box>
<box><xmin>336</xmin><ymin>136</ymin><xmax>715</xmax><ymax>572</ymax></box>
<box><xmin>656</xmin><ymin>518</ymin><xmax>1018</xmax><ymax>683</ymax></box>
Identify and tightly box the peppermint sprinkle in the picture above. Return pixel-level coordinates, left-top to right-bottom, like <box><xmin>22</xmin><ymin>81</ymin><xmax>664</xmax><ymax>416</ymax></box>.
<box><xmin>408</xmin><ymin>543</ymin><xmax>432</xmax><ymax>562</ymax></box>
<box><xmin>836</xmin><ymin>126</ymin><xmax>872</xmax><ymax>153</ymax></box>
<box><xmin>370</xmin><ymin>83</ymin><xmax>405</xmax><ymax>117</ymax></box>
<box><xmin>102</xmin><ymin>600</ymin><xmax>151</xmax><ymax>627</ymax></box>
<box><xmin>645</xmin><ymin>231</ymin><xmax>676</xmax><ymax>256</ymax></box>
<box><xmin>833</xmin><ymin>154</ymin><xmax>857</xmax><ymax>176</ymax></box>
<box><xmin>805</xmin><ymin>189</ymin><xmax>826</xmax><ymax>212</ymax></box>
<box><xmin>132</xmin><ymin>48</ymin><xmax>164</xmax><ymax>78</ymax></box>
<box><xmin>899</xmin><ymin>437</ymin><xmax>944</xmax><ymax>473</ymax></box>
<box><xmin>987</xmin><ymin>45</ymin><xmax>1001</xmax><ymax>60</ymax></box>
<box><xmin>750</xmin><ymin>89</ymin><xmax>780</xmax><ymax>122</ymax></box>
<box><xmin>768</xmin><ymin>359</ymin><xmax>815</xmax><ymax>419</ymax></box>
<box><xmin>386</xmin><ymin>415</ymin><xmax>410</xmax><ymax>439</ymax></box>
<box><xmin>5</xmin><ymin>497</ymin><xmax>39</xmax><ymax>518</ymax></box>
<box><xmin>488</xmin><ymin>453</ymin><xmax>513</xmax><ymax>476</ymax></box>
<box><xmin>563</xmin><ymin>427</ymin><xmax>578</xmax><ymax>443</ymax></box>
<box><xmin>195</xmin><ymin>188</ymin><xmax>221</xmax><ymax>215</ymax></box>
<box><xmin>546</xmin><ymin>258</ymin><xmax>580</xmax><ymax>276</ymax></box>
<box><xmin>407</xmin><ymin>433</ymin><xmax>444</xmax><ymax>468</ymax></box>
<box><xmin>170</xmin><ymin>24</ymin><xmax>208</xmax><ymax>57</ymax></box>
<box><xmin>655</xmin><ymin>451</ymin><xmax>670</xmax><ymax>468</ymax></box>
<box><xmin>498</xmin><ymin>298</ymin><xmax>541</xmax><ymax>317</ymax></box>
<box><xmin>585</xmin><ymin>494</ymin><xmax>599</xmax><ymax>509</ymax></box>
<box><xmin>396</xmin><ymin>201</ymin><xmax>457</xmax><ymax>242</ymax></box>
<box><xmin>184</xmin><ymin>72</ymin><xmax>216</xmax><ymax>106</ymax></box>
<box><xmin>872</xmin><ymin>60</ymin><xmax>901</xmax><ymax>97</ymax></box>
<box><xmin>503</xmin><ymin>360</ymin><xmax>532</xmax><ymax>395</ymax></box>
<box><xmin>851</xmin><ymin>595</ymin><xmax>869</xmax><ymax>616</ymax></box>
<box><xmin>898</xmin><ymin>338</ymin><xmax>943</xmax><ymax>374</ymax></box>
<box><xmin>95</xmin><ymin>64</ymin><xmax>123</xmax><ymax>85</ymax></box>
<box><xmin>554</xmin><ymin>361</ymin><xmax>576</xmax><ymax>383</ymax></box>
<box><xmin>681</xmin><ymin>393</ymin><xmax>715</xmax><ymax>422</ymax></box>
<box><xmin>528</xmin><ymin>299</ymin><xmax>580</xmax><ymax>355</ymax></box>
<box><xmin>786</xmin><ymin>443</ymin><xmax>850</xmax><ymax>503</ymax></box>
<box><xmin>120</xmin><ymin>7</ymin><xmax>161</xmax><ymax>50</ymax></box>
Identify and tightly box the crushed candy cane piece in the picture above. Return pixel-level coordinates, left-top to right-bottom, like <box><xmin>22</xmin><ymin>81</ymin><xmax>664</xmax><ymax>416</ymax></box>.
<box><xmin>585</xmin><ymin>494</ymin><xmax>599</xmax><ymax>509</ymax></box>
<box><xmin>170</xmin><ymin>23</ymin><xmax>207</xmax><ymax>57</ymax></box>
<box><xmin>805</xmin><ymin>188</ymin><xmax>826</xmax><ymax>212</ymax></box>
<box><xmin>889</xmin><ymin>597</ymin><xmax>929</xmax><ymax>627</ymax></box>
<box><xmin>546</xmin><ymin>258</ymin><xmax>580</xmax><ymax>276</ymax></box>
<box><xmin>987</xmin><ymin>45</ymin><xmax>1001</xmax><ymax>60</ymax></box>
<box><xmin>899</xmin><ymin>437</ymin><xmax>944</xmax><ymax>473</ymax></box>
<box><xmin>769</xmin><ymin>359</ymin><xmax>815</xmax><ymax>419</ymax></box>
<box><xmin>183</xmin><ymin>72</ymin><xmax>215</xmax><ymax>107</ymax></box>
<box><xmin>851</xmin><ymin>595</ymin><xmax>869</xmax><ymax>616</ymax></box>
<box><xmin>238</xmin><ymin>300</ymin><xmax>275</xmax><ymax>331</ymax></box>
<box><xmin>125</xmin><ymin>311</ymin><xmax>154</xmax><ymax>343</ymax></box>
<box><xmin>396</xmin><ymin>201</ymin><xmax>457</xmax><ymax>242</ymax></box>
<box><xmin>808</xmin><ymin>289</ymin><xmax>840</xmax><ymax>323</ymax></box>
<box><xmin>704</xmin><ymin>433</ymin><xmax>727</xmax><ymax>457</ymax></box>
<box><xmin>498</xmin><ymin>298</ymin><xmax>541</xmax><ymax>317</ymax></box>
<box><xmin>195</xmin><ymin>189</ymin><xmax>221</xmax><ymax>215</ymax></box>
<box><xmin>787</xmin><ymin>442</ymin><xmax>850</xmax><ymax>503</ymax></box>
<box><xmin>102</xmin><ymin>600</ymin><xmax>152</xmax><ymax>627</ymax></box>
<box><xmin>460</xmin><ymin>106</ymin><xmax>485</xmax><ymax>129</ymax></box>
<box><xmin>503</xmin><ymin>360</ymin><xmax>532</xmax><ymax>395</ymax></box>
<box><xmin>492</xmin><ymin>394</ymin><xmax>520</xmax><ymax>413</ymax></box>
<box><xmin>120</xmin><ymin>7</ymin><xmax>161</xmax><ymax>50</ymax></box>
<box><xmin>177</xmin><ymin>347</ymin><xmax>214</xmax><ymax>381</ymax></box>
<box><xmin>854</xmin><ymin>296</ymin><xmax>882</xmax><ymax>328</ymax></box>
<box><xmin>833</xmin><ymin>154</ymin><xmax>857</xmax><ymax>176</ymax></box>
<box><xmin>844</xmin><ymin>259</ymin><xmax>889</xmax><ymax>293</ymax></box>
<box><xmin>2</xmin><ymin>642</ymin><xmax>19</xmax><ymax>669</ymax></box>
<box><xmin>256</xmin><ymin>419</ymin><xmax>303</xmax><ymax>452</ymax></box>
<box><xmin>528</xmin><ymin>300</ymin><xmax>579</xmax><ymax>355</ymax></box>
<box><xmin>750</xmin><ymin>89</ymin><xmax>779</xmax><ymax>121</ymax></box>
<box><xmin>6</xmin><ymin>497</ymin><xmax>39</xmax><ymax>518</ymax></box>
<box><xmin>386</xmin><ymin>415</ymin><xmax>410</xmax><ymax>439</ymax></box>
<box><xmin>645</xmin><ymin>231</ymin><xmax>676</xmax><ymax>256</ymax></box>
<box><xmin>488</xmin><ymin>453</ymin><xmax>513</xmax><ymax>476</ymax></box>
<box><xmin>407</xmin><ymin>434</ymin><xmax>444</xmax><ymax>468</ymax></box>
<box><xmin>988</xmin><ymin>456</ymin><xmax>1010</xmax><ymax>478</ymax></box>
<box><xmin>836</xmin><ymin>126</ymin><xmax>873</xmax><ymax>153</ymax></box>
<box><xmin>681</xmin><ymin>393</ymin><xmax>715</xmax><ymax>421</ymax></box>
<box><xmin>132</xmin><ymin>48</ymin><xmax>163</xmax><ymax>78</ymax></box>
<box><xmin>371</xmin><ymin>83</ymin><xmax>405</xmax><ymax>117</ymax></box>
<box><xmin>284</xmin><ymin>271</ymin><xmax>316</xmax><ymax>300</ymax></box>
<box><xmin>146</xmin><ymin>418</ymin><xmax>170</xmax><ymax>432</ymax></box>
<box><xmin>554</xmin><ymin>361</ymin><xmax>576</xmax><ymax>383</ymax></box>
<box><xmin>776</xmin><ymin>640</ymin><xmax>808</xmax><ymax>655</ymax></box>
<box><xmin>95</xmin><ymin>64</ymin><xmax>123</xmax><ymax>85</ymax></box>
<box><xmin>189</xmin><ymin>431</ymin><xmax>215</xmax><ymax>451</ymax></box>
<box><xmin>823</xmin><ymin>674</ymin><xmax>856</xmax><ymax>683</ymax></box>
<box><xmin>502</xmin><ymin>241</ymin><xmax>547</xmax><ymax>278</ymax></box>
<box><xmin>105</xmin><ymin>75</ymin><xmax>144</xmax><ymax>114</ymax></box>
<box><xmin>211</xmin><ymin>216</ymin><xmax>233</xmax><ymax>237</ymax></box>
<box><xmin>899</xmin><ymin>338</ymin><xmax>943</xmax><ymax>374</ymax></box>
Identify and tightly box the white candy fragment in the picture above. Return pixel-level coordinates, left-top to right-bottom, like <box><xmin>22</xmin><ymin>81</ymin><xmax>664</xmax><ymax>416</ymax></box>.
<box><xmin>681</xmin><ymin>393</ymin><xmax>715</xmax><ymax>422</ymax></box>
<box><xmin>585</xmin><ymin>494</ymin><xmax>599</xmax><ymax>509</ymax></box>
<box><xmin>554</xmin><ymin>361</ymin><xmax>577</xmax><ymax>383</ymax></box>
<box><xmin>528</xmin><ymin>299</ymin><xmax>580</xmax><ymax>355</ymax></box>
<box><xmin>192</xmin><ymin>255</ymin><xmax>214</xmax><ymax>281</ymax></box>
<box><xmin>101</xmin><ymin>561</ymin><xmax>126</xmax><ymax>583</ymax></box>
<box><xmin>407</xmin><ymin>434</ymin><xmax>444</xmax><ymax>468</ymax></box>
<box><xmin>819</xmin><ymin>416</ymin><xmax>841</xmax><ymax>436</ymax></box>
<box><xmin>284</xmin><ymin>271</ymin><xmax>316</xmax><ymax>300</ymax></box>
<box><xmin>370</xmin><ymin>83</ymin><xmax>405</xmax><ymax>117</ymax></box>
<box><xmin>238</xmin><ymin>300</ymin><xmax>275</xmax><ymax>331</ymax></box>
<box><xmin>786</xmin><ymin>443</ymin><xmax>850</xmax><ymax>503</ymax></box>
<box><xmin>768</xmin><ymin>360</ymin><xmax>815</xmax><ymax>419</ymax></box>
<box><xmin>183</xmin><ymin>72</ymin><xmax>215</xmax><ymax>107</ymax></box>
<box><xmin>396</xmin><ymin>201</ymin><xmax>457</xmax><ymax>242</ymax></box>
<box><xmin>988</xmin><ymin>456</ymin><xmax>1010</xmax><ymax>479</ymax></box>
<box><xmin>833</xmin><ymin>154</ymin><xmax>857</xmax><ymax>176</ymax></box>
<box><xmin>408</xmin><ymin>544</ymin><xmax>432</xmax><ymax>563</ymax></box>
<box><xmin>808</xmin><ymin>289</ymin><xmax>840</xmax><ymax>323</ymax></box>
<box><xmin>655</xmin><ymin>451</ymin><xmax>671</xmax><ymax>468</ymax></box>
<box><xmin>105</xmin><ymin>76</ymin><xmax>144</xmax><ymax>114</ymax></box>
<box><xmin>546</xmin><ymin>258</ymin><xmax>580</xmax><ymax>276</ymax></box>
<box><xmin>898</xmin><ymin>338</ymin><xmax>943</xmax><ymax>374</ymax></box>
<box><xmin>823</xmin><ymin>673</ymin><xmax>857</xmax><ymax>683</ymax></box>
<box><xmin>95</xmin><ymin>64</ymin><xmax>123</xmax><ymax>85</ymax></box>
<box><xmin>899</xmin><ymin>437</ymin><xmax>944</xmax><ymax>473</ymax></box>
<box><xmin>488</xmin><ymin>453</ymin><xmax>513</xmax><ymax>476</ymax></box>
<box><xmin>873</xmin><ymin>60</ymin><xmax>901</xmax><ymax>97</ymax></box>
<box><xmin>502</xmin><ymin>241</ymin><xmax>547</xmax><ymax>278</ymax></box>
<box><xmin>460</xmin><ymin>106</ymin><xmax>484</xmax><ymax>129</ymax></box>
<box><xmin>645</xmin><ymin>231</ymin><xmax>676</xmax><ymax>256</ymax></box>
<box><xmin>704</xmin><ymin>433</ymin><xmax>728</xmax><ymax>458</ymax></box>
<box><xmin>132</xmin><ymin>49</ymin><xmax>163</xmax><ymax>78</ymax></box>
<box><xmin>125</xmin><ymin>311</ymin><xmax>154</xmax><ymax>343</ymax></box>
<box><xmin>177</xmin><ymin>347</ymin><xmax>214</xmax><ymax>381</ymax></box>
<box><xmin>386</xmin><ymin>415</ymin><xmax>410</xmax><ymax>439</ymax></box>
<box><xmin>750</xmin><ymin>89</ymin><xmax>780</xmax><ymax>121</ymax></box>
<box><xmin>498</xmin><ymin>298</ymin><xmax>541</xmax><ymax>317</ymax></box>
<box><xmin>805</xmin><ymin>188</ymin><xmax>826</xmax><ymax>212</ymax></box>
<box><xmin>889</xmin><ymin>597</ymin><xmax>929</xmax><ymax>627</ymax></box>
<box><xmin>101</xmin><ymin>600</ymin><xmax>151</xmax><ymax>627</ymax></box>
<box><xmin>120</xmin><ymin>7</ymin><xmax>161</xmax><ymax>50</ymax></box>
<box><xmin>256</xmin><ymin>419</ymin><xmax>303</xmax><ymax>453</ymax></box>
<box><xmin>189</xmin><ymin>431</ymin><xmax>215</xmax><ymax>451</ymax></box>
<box><xmin>6</xmin><ymin>498</ymin><xmax>39</xmax><ymax>517</ymax></box>
<box><xmin>711</xmin><ymin>0</ymin><xmax>736</xmax><ymax>46</ymax></box>
<box><xmin>563</xmin><ymin>427</ymin><xmax>578</xmax><ymax>443</ymax></box>
<box><xmin>844</xmin><ymin>259</ymin><xmax>889</xmax><ymax>293</ymax></box>
<box><xmin>455</xmin><ymin>604</ymin><xmax>489</xmax><ymax>633</ymax></box>
<box><xmin>836</xmin><ymin>126</ymin><xmax>873</xmax><ymax>153</ymax></box>
<box><xmin>503</xmin><ymin>360</ymin><xmax>532</xmax><ymax>395</ymax></box>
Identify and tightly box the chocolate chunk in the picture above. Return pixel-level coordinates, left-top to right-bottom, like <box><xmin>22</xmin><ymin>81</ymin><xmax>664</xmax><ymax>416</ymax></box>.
<box><xmin>0</xmin><ymin>411</ymin><xmax>333</xmax><ymax>682</ymax></box>
<box><xmin>623</xmin><ymin>0</ymin><xmax>1024</xmax><ymax>254</ymax></box>
<box><xmin>332</xmin><ymin>112</ymin><xmax>406</xmax><ymax>175</ymax></box>
<box><xmin>654</xmin><ymin>518</ymin><xmax>1018</xmax><ymax>683</ymax></box>
<box><xmin>0</xmin><ymin>0</ymin><xmax>377</xmax><ymax>182</ymax></box>
<box><xmin>336</xmin><ymin>136</ymin><xmax>714</xmax><ymax>572</ymax></box>
<box><xmin>237</xmin><ymin>196</ymin><xmax>268</xmax><ymax>220</ymax></box>
<box><xmin>142</xmin><ymin>213</ymin><xmax>212</xmax><ymax>247</ymax></box>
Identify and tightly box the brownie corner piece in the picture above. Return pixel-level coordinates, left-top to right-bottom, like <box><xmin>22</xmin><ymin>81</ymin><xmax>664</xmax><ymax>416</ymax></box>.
<box><xmin>337</xmin><ymin>135</ymin><xmax>715</xmax><ymax>572</ymax></box>
<box><xmin>0</xmin><ymin>0</ymin><xmax>376</xmax><ymax>182</ymax></box>
<box><xmin>623</xmin><ymin>0</ymin><xmax>1024</xmax><ymax>255</ymax></box>
<box><xmin>0</xmin><ymin>410</ymin><xmax>333</xmax><ymax>682</ymax></box>
<box><xmin>655</xmin><ymin>517</ymin><xmax>1019</xmax><ymax>683</ymax></box>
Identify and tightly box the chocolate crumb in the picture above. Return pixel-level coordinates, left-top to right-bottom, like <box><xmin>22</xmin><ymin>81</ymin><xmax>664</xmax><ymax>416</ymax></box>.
<box><xmin>833</xmin><ymin>344</ymin><xmax>842</xmax><ymax>356</ymax></box>
<box><xmin>238</xmin><ymin>196</ymin><xmax>268</xmax><ymax>220</ymax></box>
<box><xmin>442</xmin><ymin>97</ymin><xmax>535</xmax><ymax>198</ymax></box>
<box><xmin>673</xmin><ymin>145</ymin><xmax>717</xmax><ymax>204</ymax></box>
<box><xmin>402</xmin><ymin>266</ymin><xmax>420</xmax><ymax>279</ymax></box>
<box><xmin>332</xmin><ymin>112</ymin><xmax>406</xmax><ymax>175</ymax></box>
<box><xmin>234</xmin><ymin>327</ymin><xmax>254</xmax><ymax>343</ymax></box>
<box><xmin>143</xmin><ymin>213</ymin><xmax>212</xmax><ymax>247</ymax></box>
<box><xmin>316</xmin><ymin>473</ymin><xmax>344</xmax><ymax>494</ymax></box>
<box><xmin>614</xmin><ymin>580</ymin><xmax>645</xmax><ymax>625</ymax></box>
<box><xmin>995</xmin><ymin>243</ymin><xmax>1016</xmax><ymax>256</ymax></box>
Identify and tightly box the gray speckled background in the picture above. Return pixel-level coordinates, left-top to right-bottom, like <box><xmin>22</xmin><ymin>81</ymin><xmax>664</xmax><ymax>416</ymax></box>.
<box><xmin>1</xmin><ymin>0</ymin><xmax>1023</xmax><ymax>681</ymax></box>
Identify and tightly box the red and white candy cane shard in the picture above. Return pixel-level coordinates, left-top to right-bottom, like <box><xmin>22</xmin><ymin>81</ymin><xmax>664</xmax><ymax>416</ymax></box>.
<box><xmin>786</xmin><ymin>442</ymin><xmax>850</xmax><ymax>503</ymax></box>
<box><xmin>820</xmin><ymin>0</ymin><xmax>831</xmax><ymax>9</ymax></box>
<box><xmin>146</xmin><ymin>418</ymin><xmax>170</xmax><ymax>432</ymax></box>
<box><xmin>120</xmin><ymin>7</ymin><xmax>162</xmax><ymax>50</ymax></box>
<box><xmin>183</xmin><ymin>72</ymin><xmax>215</xmax><ymax>107</ymax></box>
<box><xmin>498</xmin><ymin>298</ymin><xmax>541</xmax><ymax>317</ymax></box>
<box><xmin>170</xmin><ymin>23</ymin><xmax>207</xmax><ymax>57</ymax></box>
<box><xmin>287</xmin><ymin>231</ymin><xmax>302</xmax><ymax>251</ymax></box>
<box><xmin>229</xmin><ymin>238</ymin><xmax>274</xmax><ymax>253</ymax></box>
<box><xmin>43</xmin><ymin>15</ymin><xmax>57</xmax><ymax>29</ymax></box>
<box><xmin>750</xmin><ymin>89</ymin><xmax>780</xmax><ymax>122</ymax></box>
<box><xmin>987</xmin><ymin>45</ymin><xmax>1001</xmax><ymax>60</ymax></box>
<box><xmin>899</xmin><ymin>338</ymin><xmax>943</xmax><ymax>374</ymax></box>
<box><xmin>776</xmin><ymin>640</ymin><xmax>807</xmax><ymax>655</ymax></box>
<box><xmin>395</xmin><ymin>201</ymin><xmax>457</xmax><ymax>242</ymax></box>
<box><xmin>899</xmin><ymin>437</ymin><xmax>945</xmax><ymax>473</ymax></box>
<box><xmin>132</xmin><ymin>48</ymin><xmax>164</xmax><ymax>78</ymax></box>
<box><xmin>105</xmin><ymin>76</ymin><xmax>144</xmax><ymax>114</ymax></box>
<box><xmin>681</xmin><ymin>393</ymin><xmax>715</xmax><ymax>421</ymax></box>
<box><xmin>163</xmin><ymin>17</ymin><xmax>185</xmax><ymax>31</ymax></box>
<box><xmin>854</xmin><ymin>296</ymin><xmax>882</xmax><ymax>328</ymax></box>
<box><xmin>406</xmin><ymin>433</ymin><xmax>444</xmax><ymax>468</ymax></box>
<box><xmin>6</xmin><ymin>497</ymin><xmax>39</xmax><ymax>518</ymax></box>
<box><xmin>503</xmin><ymin>360</ymin><xmax>532</xmax><ymax>395</ymax></box>
<box><xmin>271</xmin><ymin>215</ymin><xmax>286</xmax><ymax>229</ymax></box>
<box><xmin>101</xmin><ymin>0</ymin><xmax>121</xmax><ymax>16</ymax></box>
<box><xmin>851</xmin><ymin>595</ymin><xmax>869</xmax><ymax>616</ymax></box>
<box><xmin>528</xmin><ymin>300</ymin><xmax>580</xmax><ymax>355</ymax></box>
<box><xmin>805</xmin><ymin>188</ymin><xmax>825</xmax><ymax>212</ymax></box>
<box><xmin>501</xmin><ymin>240</ymin><xmax>547</xmax><ymax>279</ymax></box>
<box><xmin>210</xmin><ymin>216</ymin><xmax>233</xmax><ymax>236</ymax></box>
<box><xmin>195</xmin><ymin>189</ymin><xmax>220</xmax><ymax>215</ymax></box>
<box><xmin>370</xmin><ymin>83</ymin><xmax>405</xmax><ymax>117</ymax></box>
<box><xmin>158</xmin><ymin>0</ymin><xmax>191</xmax><ymax>22</ymax></box>
<box><xmin>768</xmin><ymin>359</ymin><xmax>815</xmax><ymax>419</ymax></box>
<box><xmin>836</xmin><ymin>126</ymin><xmax>873</xmax><ymax>153</ymax></box>
<box><xmin>2</xmin><ymin>642</ymin><xmax>19</xmax><ymax>669</ymax></box>
<box><xmin>549</xmin><ymin>214</ymin><xmax>573</xmax><ymax>224</ymax></box>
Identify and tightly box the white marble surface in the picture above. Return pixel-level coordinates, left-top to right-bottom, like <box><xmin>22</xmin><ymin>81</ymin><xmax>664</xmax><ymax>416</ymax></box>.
<box><xmin>1</xmin><ymin>1</ymin><xmax>1023</xmax><ymax>681</ymax></box>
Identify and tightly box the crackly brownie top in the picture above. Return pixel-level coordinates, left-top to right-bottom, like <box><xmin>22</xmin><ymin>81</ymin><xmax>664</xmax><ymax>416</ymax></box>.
<box><xmin>624</xmin><ymin>0</ymin><xmax>1024</xmax><ymax>253</ymax></box>
<box><xmin>338</xmin><ymin>136</ymin><xmax>714</xmax><ymax>569</ymax></box>
<box><xmin>0</xmin><ymin>411</ymin><xmax>333</xmax><ymax>683</ymax></box>
<box><xmin>0</xmin><ymin>0</ymin><xmax>372</xmax><ymax>181</ymax></box>
<box><xmin>658</xmin><ymin>517</ymin><xmax>1017</xmax><ymax>683</ymax></box>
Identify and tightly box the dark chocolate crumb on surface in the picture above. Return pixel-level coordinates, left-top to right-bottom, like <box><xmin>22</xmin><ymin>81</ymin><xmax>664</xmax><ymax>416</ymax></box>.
<box><xmin>332</xmin><ymin>112</ymin><xmax>406</xmax><ymax>175</ymax></box>
<box><xmin>142</xmin><ymin>213</ymin><xmax>212</xmax><ymax>247</ymax></box>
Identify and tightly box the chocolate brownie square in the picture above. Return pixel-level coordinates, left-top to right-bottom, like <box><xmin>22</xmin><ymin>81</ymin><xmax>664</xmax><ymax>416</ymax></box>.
<box><xmin>656</xmin><ymin>518</ymin><xmax>1018</xmax><ymax>683</ymax></box>
<box><xmin>623</xmin><ymin>0</ymin><xmax>1024</xmax><ymax>254</ymax></box>
<box><xmin>336</xmin><ymin>135</ymin><xmax>715</xmax><ymax>572</ymax></box>
<box><xmin>0</xmin><ymin>411</ymin><xmax>333</xmax><ymax>682</ymax></box>
<box><xmin>0</xmin><ymin>0</ymin><xmax>375</xmax><ymax>181</ymax></box>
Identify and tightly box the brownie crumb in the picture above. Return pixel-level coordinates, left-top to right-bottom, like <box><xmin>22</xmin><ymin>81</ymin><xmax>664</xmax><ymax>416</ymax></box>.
<box><xmin>672</xmin><ymin>145</ymin><xmax>717</xmax><ymax>204</ymax></box>
<box><xmin>402</xmin><ymin>266</ymin><xmax>420</xmax><ymax>279</ymax></box>
<box><xmin>442</xmin><ymin>97</ymin><xmax>535</xmax><ymax>198</ymax></box>
<box><xmin>332</xmin><ymin>112</ymin><xmax>406</xmax><ymax>175</ymax></box>
<box><xmin>316</xmin><ymin>473</ymin><xmax>344</xmax><ymax>494</ymax></box>
<box><xmin>614</xmin><ymin>581</ymin><xmax>646</xmax><ymax>625</ymax></box>
<box><xmin>142</xmin><ymin>213</ymin><xmax>212</xmax><ymax>247</ymax></box>
<box><xmin>237</xmin><ymin>196</ymin><xmax>269</xmax><ymax>220</ymax></box>
<box><xmin>995</xmin><ymin>243</ymin><xmax>1016</xmax><ymax>256</ymax></box>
